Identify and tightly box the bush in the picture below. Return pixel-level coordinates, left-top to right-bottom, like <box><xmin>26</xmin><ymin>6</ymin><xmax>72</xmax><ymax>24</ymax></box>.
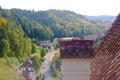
<box><xmin>41</xmin><ymin>48</ymin><xmax>47</xmax><ymax>58</ymax></box>
<box><xmin>50</xmin><ymin>53</ymin><xmax>61</xmax><ymax>80</ymax></box>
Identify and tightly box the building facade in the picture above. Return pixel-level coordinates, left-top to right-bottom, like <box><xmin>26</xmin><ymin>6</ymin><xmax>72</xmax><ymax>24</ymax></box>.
<box><xmin>59</xmin><ymin>38</ymin><xmax>95</xmax><ymax>80</ymax></box>
<box><xmin>62</xmin><ymin>58</ymin><xmax>92</xmax><ymax>80</ymax></box>
<box><xmin>19</xmin><ymin>59</ymin><xmax>36</xmax><ymax>80</ymax></box>
<box><xmin>40</xmin><ymin>40</ymin><xmax>50</xmax><ymax>48</ymax></box>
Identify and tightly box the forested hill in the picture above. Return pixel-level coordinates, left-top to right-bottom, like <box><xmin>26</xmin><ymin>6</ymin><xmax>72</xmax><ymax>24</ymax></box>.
<box><xmin>0</xmin><ymin>10</ymin><xmax>31</xmax><ymax>62</ymax></box>
<box><xmin>1</xmin><ymin>8</ymin><xmax>113</xmax><ymax>42</ymax></box>
<box><xmin>0</xmin><ymin>8</ymin><xmax>114</xmax><ymax>79</ymax></box>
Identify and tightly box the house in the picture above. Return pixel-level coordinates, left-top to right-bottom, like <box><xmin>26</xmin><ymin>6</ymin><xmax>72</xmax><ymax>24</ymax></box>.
<box><xmin>39</xmin><ymin>40</ymin><xmax>50</xmax><ymax>48</ymax></box>
<box><xmin>59</xmin><ymin>38</ymin><xmax>95</xmax><ymax>80</ymax></box>
<box><xmin>83</xmin><ymin>33</ymin><xmax>105</xmax><ymax>40</ymax></box>
<box><xmin>19</xmin><ymin>59</ymin><xmax>36</xmax><ymax>80</ymax></box>
<box><xmin>84</xmin><ymin>35</ymin><xmax>98</xmax><ymax>40</ymax></box>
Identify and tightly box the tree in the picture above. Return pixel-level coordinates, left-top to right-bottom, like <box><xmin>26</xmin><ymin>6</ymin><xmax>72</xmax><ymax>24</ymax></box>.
<box><xmin>54</xmin><ymin>42</ymin><xmax>59</xmax><ymax>50</ymax></box>
<box><xmin>0</xmin><ymin>18</ymin><xmax>7</xmax><ymax>26</ymax></box>
<box><xmin>0</xmin><ymin>39</ymin><xmax>10</xmax><ymax>57</ymax></box>
<box><xmin>32</xmin><ymin>55</ymin><xmax>42</xmax><ymax>72</ymax></box>
<box><xmin>41</xmin><ymin>48</ymin><xmax>46</xmax><ymax>58</ymax></box>
<box><xmin>31</xmin><ymin>43</ymin><xmax>37</xmax><ymax>54</ymax></box>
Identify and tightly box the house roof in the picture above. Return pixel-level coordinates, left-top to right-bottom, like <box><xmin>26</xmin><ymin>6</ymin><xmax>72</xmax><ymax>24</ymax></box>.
<box><xmin>84</xmin><ymin>33</ymin><xmax>105</xmax><ymax>40</ymax></box>
<box><xmin>96</xmin><ymin>14</ymin><xmax>120</xmax><ymax>55</ymax></box>
<box><xmin>20</xmin><ymin>59</ymin><xmax>33</xmax><ymax>68</ymax></box>
<box><xmin>90</xmin><ymin>14</ymin><xmax>120</xmax><ymax>80</ymax></box>
<box><xmin>84</xmin><ymin>35</ymin><xmax>98</xmax><ymax>40</ymax></box>
<box><xmin>59</xmin><ymin>39</ymin><xmax>95</xmax><ymax>58</ymax></box>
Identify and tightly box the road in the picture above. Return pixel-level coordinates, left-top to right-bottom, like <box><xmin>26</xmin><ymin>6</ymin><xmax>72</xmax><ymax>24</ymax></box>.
<box><xmin>39</xmin><ymin>50</ymin><xmax>58</xmax><ymax>80</ymax></box>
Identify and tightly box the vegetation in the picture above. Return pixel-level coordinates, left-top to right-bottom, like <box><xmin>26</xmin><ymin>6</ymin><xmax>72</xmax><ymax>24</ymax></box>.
<box><xmin>41</xmin><ymin>48</ymin><xmax>47</xmax><ymax>58</ymax></box>
<box><xmin>0</xmin><ymin>10</ymin><xmax>32</xmax><ymax>79</ymax></box>
<box><xmin>10</xmin><ymin>9</ymin><xmax>111</xmax><ymax>40</ymax></box>
<box><xmin>50</xmin><ymin>52</ymin><xmax>61</xmax><ymax>80</ymax></box>
<box><xmin>0</xmin><ymin>8</ymin><xmax>113</xmax><ymax>79</ymax></box>
<box><xmin>0</xmin><ymin>9</ymin><xmax>112</xmax><ymax>44</ymax></box>
<box><xmin>54</xmin><ymin>42</ymin><xmax>59</xmax><ymax>50</ymax></box>
<box><xmin>31</xmin><ymin>43</ymin><xmax>37</xmax><ymax>54</ymax></box>
<box><xmin>31</xmin><ymin>55</ymin><xmax>42</xmax><ymax>72</ymax></box>
<box><xmin>0</xmin><ymin>58</ymin><xmax>25</xmax><ymax>80</ymax></box>
<box><xmin>0</xmin><ymin>9</ymin><xmax>40</xmax><ymax>79</ymax></box>
<box><xmin>0</xmin><ymin>16</ymin><xmax>31</xmax><ymax>62</ymax></box>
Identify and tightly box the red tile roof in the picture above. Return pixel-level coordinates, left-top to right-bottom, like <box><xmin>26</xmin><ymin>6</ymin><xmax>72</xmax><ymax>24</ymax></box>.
<box><xmin>84</xmin><ymin>35</ymin><xmax>98</xmax><ymax>40</ymax></box>
<box><xmin>91</xmin><ymin>14</ymin><xmax>120</xmax><ymax>80</ymax></box>
<box><xmin>59</xmin><ymin>39</ymin><xmax>95</xmax><ymax>58</ymax></box>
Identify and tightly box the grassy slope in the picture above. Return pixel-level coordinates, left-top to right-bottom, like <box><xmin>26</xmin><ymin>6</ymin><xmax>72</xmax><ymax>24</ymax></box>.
<box><xmin>0</xmin><ymin>58</ymin><xmax>19</xmax><ymax>80</ymax></box>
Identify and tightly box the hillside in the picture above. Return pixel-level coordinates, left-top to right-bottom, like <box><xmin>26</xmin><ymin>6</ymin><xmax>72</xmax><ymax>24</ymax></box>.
<box><xmin>11</xmin><ymin>9</ymin><xmax>111</xmax><ymax>40</ymax></box>
<box><xmin>0</xmin><ymin>9</ymin><xmax>42</xmax><ymax>79</ymax></box>
<box><xmin>0</xmin><ymin>8</ymin><xmax>113</xmax><ymax>61</ymax></box>
<box><xmin>0</xmin><ymin>8</ymin><xmax>114</xmax><ymax>79</ymax></box>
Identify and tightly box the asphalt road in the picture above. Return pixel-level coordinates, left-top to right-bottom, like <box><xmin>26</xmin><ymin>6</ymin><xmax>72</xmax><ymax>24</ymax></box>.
<box><xmin>40</xmin><ymin>50</ymin><xmax>58</xmax><ymax>80</ymax></box>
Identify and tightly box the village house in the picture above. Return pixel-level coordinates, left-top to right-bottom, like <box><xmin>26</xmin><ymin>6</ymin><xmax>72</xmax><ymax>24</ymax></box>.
<box><xmin>19</xmin><ymin>59</ymin><xmax>36</xmax><ymax>80</ymax></box>
<box><xmin>39</xmin><ymin>40</ymin><xmax>50</xmax><ymax>48</ymax></box>
<box><xmin>83</xmin><ymin>33</ymin><xmax>105</xmax><ymax>40</ymax></box>
<box><xmin>59</xmin><ymin>38</ymin><xmax>95</xmax><ymax>80</ymax></box>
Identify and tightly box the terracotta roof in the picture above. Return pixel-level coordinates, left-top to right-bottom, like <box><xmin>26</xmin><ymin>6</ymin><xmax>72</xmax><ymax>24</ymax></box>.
<box><xmin>20</xmin><ymin>59</ymin><xmax>33</xmax><ymax>68</ymax></box>
<box><xmin>91</xmin><ymin>14</ymin><xmax>120</xmax><ymax>80</ymax></box>
<box><xmin>59</xmin><ymin>39</ymin><xmax>95</xmax><ymax>58</ymax></box>
<box><xmin>84</xmin><ymin>35</ymin><xmax>98</xmax><ymax>40</ymax></box>
<box><xmin>96</xmin><ymin>14</ymin><xmax>120</xmax><ymax>54</ymax></box>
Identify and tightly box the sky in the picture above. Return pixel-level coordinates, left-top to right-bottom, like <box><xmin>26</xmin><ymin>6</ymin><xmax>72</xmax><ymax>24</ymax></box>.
<box><xmin>0</xmin><ymin>0</ymin><xmax>120</xmax><ymax>16</ymax></box>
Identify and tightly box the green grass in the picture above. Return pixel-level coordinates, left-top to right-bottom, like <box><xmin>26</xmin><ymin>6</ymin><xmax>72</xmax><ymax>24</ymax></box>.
<box><xmin>0</xmin><ymin>58</ymin><xmax>22</xmax><ymax>80</ymax></box>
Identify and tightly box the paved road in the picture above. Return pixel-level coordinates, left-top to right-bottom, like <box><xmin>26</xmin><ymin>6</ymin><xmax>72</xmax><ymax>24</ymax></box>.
<box><xmin>40</xmin><ymin>50</ymin><xmax>58</xmax><ymax>80</ymax></box>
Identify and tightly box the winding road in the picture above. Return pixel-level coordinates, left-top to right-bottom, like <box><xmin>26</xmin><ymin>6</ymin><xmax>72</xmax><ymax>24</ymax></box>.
<box><xmin>39</xmin><ymin>50</ymin><xmax>58</xmax><ymax>80</ymax></box>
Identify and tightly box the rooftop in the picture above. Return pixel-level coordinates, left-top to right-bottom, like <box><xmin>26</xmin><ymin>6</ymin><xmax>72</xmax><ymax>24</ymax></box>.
<box><xmin>91</xmin><ymin>14</ymin><xmax>120</xmax><ymax>80</ymax></box>
<box><xmin>59</xmin><ymin>39</ymin><xmax>95</xmax><ymax>59</ymax></box>
<box><xmin>20</xmin><ymin>59</ymin><xmax>33</xmax><ymax>68</ymax></box>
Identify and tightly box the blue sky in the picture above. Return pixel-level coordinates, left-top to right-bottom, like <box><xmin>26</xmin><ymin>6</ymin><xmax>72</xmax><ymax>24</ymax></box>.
<box><xmin>0</xmin><ymin>0</ymin><xmax>120</xmax><ymax>16</ymax></box>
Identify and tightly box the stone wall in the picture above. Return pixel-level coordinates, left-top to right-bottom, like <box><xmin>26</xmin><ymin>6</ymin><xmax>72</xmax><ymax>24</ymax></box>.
<box><xmin>90</xmin><ymin>14</ymin><xmax>120</xmax><ymax>80</ymax></box>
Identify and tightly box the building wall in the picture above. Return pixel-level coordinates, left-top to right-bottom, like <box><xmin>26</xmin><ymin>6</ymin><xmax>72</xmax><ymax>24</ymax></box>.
<box><xmin>62</xmin><ymin>58</ymin><xmax>92</xmax><ymax>80</ymax></box>
<box><xmin>91</xmin><ymin>14</ymin><xmax>120</xmax><ymax>80</ymax></box>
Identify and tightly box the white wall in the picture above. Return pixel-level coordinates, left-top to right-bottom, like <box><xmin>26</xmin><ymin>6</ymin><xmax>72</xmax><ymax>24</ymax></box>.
<box><xmin>61</xmin><ymin>58</ymin><xmax>92</xmax><ymax>80</ymax></box>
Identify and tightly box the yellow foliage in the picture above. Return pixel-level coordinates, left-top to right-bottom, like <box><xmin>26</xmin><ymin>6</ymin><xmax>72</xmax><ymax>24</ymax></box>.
<box><xmin>0</xmin><ymin>18</ymin><xmax>7</xmax><ymax>26</ymax></box>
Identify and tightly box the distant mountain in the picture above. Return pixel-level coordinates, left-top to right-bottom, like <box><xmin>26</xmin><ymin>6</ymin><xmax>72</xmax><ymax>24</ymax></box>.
<box><xmin>46</xmin><ymin>9</ymin><xmax>85</xmax><ymax>22</ymax></box>
<box><xmin>84</xmin><ymin>15</ymin><xmax>115</xmax><ymax>23</ymax></box>
<box><xmin>0</xmin><ymin>8</ymin><xmax>115</xmax><ymax>67</ymax></box>
<box><xmin>0</xmin><ymin>8</ymin><xmax>117</xmax><ymax>79</ymax></box>
<box><xmin>0</xmin><ymin>9</ymin><xmax>113</xmax><ymax>42</ymax></box>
